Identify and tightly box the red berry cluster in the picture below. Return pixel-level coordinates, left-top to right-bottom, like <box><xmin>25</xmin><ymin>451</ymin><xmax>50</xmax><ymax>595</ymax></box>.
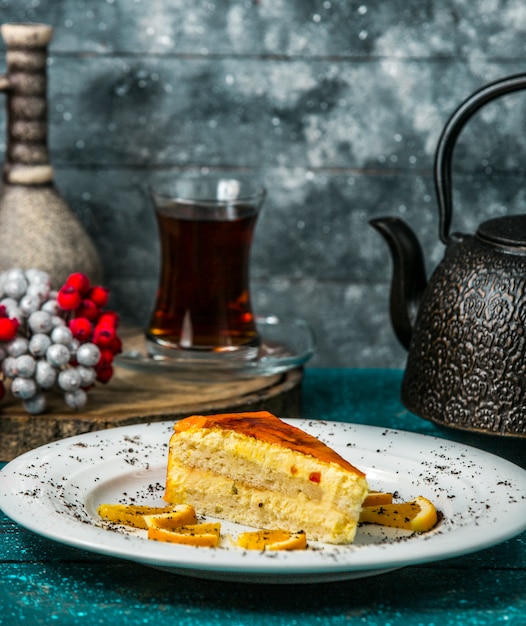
<box><xmin>0</xmin><ymin>306</ymin><xmax>20</xmax><ymax>342</ymax></box>
<box><xmin>57</xmin><ymin>273</ymin><xmax>121</xmax><ymax>383</ymax></box>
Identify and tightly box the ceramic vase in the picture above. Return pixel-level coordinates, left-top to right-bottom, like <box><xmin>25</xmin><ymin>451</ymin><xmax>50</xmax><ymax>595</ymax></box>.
<box><xmin>0</xmin><ymin>23</ymin><xmax>102</xmax><ymax>285</ymax></box>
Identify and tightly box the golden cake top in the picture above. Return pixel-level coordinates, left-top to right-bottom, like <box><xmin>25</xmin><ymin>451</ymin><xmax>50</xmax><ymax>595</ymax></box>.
<box><xmin>173</xmin><ymin>411</ymin><xmax>365</xmax><ymax>476</ymax></box>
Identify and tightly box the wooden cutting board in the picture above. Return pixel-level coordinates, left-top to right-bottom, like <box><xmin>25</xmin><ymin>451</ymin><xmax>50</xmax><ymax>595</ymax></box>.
<box><xmin>0</xmin><ymin>364</ymin><xmax>303</xmax><ymax>461</ymax></box>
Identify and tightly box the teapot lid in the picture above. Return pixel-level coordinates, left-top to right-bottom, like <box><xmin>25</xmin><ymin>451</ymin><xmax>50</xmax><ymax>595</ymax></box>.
<box><xmin>477</xmin><ymin>215</ymin><xmax>526</xmax><ymax>248</ymax></box>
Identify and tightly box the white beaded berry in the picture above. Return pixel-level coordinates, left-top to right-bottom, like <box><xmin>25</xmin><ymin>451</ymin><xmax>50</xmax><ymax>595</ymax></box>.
<box><xmin>25</xmin><ymin>269</ymin><xmax>50</xmax><ymax>284</ymax></box>
<box><xmin>2</xmin><ymin>356</ymin><xmax>17</xmax><ymax>378</ymax></box>
<box><xmin>29</xmin><ymin>333</ymin><xmax>52</xmax><ymax>357</ymax></box>
<box><xmin>26</xmin><ymin>282</ymin><xmax>50</xmax><ymax>302</ymax></box>
<box><xmin>57</xmin><ymin>368</ymin><xmax>81</xmax><ymax>392</ymax></box>
<box><xmin>76</xmin><ymin>365</ymin><xmax>96</xmax><ymax>387</ymax></box>
<box><xmin>23</xmin><ymin>392</ymin><xmax>47</xmax><ymax>415</ymax></box>
<box><xmin>28</xmin><ymin>310</ymin><xmax>53</xmax><ymax>334</ymax></box>
<box><xmin>50</xmin><ymin>325</ymin><xmax>73</xmax><ymax>346</ymax></box>
<box><xmin>15</xmin><ymin>354</ymin><xmax>36</xmax><ymax>378</ymax></box>
<box><xmin>4</xmin><ymin>275</ymin><xmax>28</xmax><ymax>300</ymax></box>
<box><xmin>46</xmin><ymin>343</ymin><xmax>71</xmax><ymax>367</ymax></box>
<box><xmin>19</xmin><ymin>293</ymin><xmax>40</xmax><ymax>316</ymax></box>
<box><xmin>41</xmin><ymin>299</ymin><xmax>60</xmax><ymax>315</ymax></box>
<box><xmin>11</xmin><ymin>377</ymin><xmax>37</xmax><ymax>400</ymax></box>
<box><xmin>76</xmin><ymin>343</ymin><xmax>101</xmax><ymax>367</ymax></box>
<box><xmin>35</xmin><ymin>360</ymin><xmax>57</xmax><ymax>389</ymax></box>
<box><xmin>64</xmin><ymin>388</ymin><xmax>87</xmax><ymax>410</ymax></box>
<box><xmin>7</xmin><ymin>337</ymin><xmax>28</xmax><ymax>357</ymax></box>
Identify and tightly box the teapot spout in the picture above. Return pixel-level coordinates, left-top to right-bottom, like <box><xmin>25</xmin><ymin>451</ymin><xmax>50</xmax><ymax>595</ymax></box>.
<box><xmin>370</xmin><ymin>217</ymin><xmax>427</xmax><ymax>350</ymax></box>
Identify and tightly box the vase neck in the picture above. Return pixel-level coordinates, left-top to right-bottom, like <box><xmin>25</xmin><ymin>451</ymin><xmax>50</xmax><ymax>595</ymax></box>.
<box><xmin>1</xmin><ymin>24</ymin><xmax>54</xmax><ymax>185</ymax></box>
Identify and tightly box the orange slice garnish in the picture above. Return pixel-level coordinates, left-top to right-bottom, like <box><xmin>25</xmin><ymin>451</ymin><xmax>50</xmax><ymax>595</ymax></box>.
<box><xmin>141</xmin><ymin>506</ymin><xmax>198</xmax><ymax>529</ymax></box>
<box><xmin>97</xmin><ymin>503</ymin><xmax>194</xmax><ymax>529</ymax></box>
<box><xmin>145</xmin><ymin>517</ymin><xmax>221</xmax><ymax>547</ymax></box>
<box><xmin>363</xmin><ymin>491</ymin><xmax>394</xmax><ymax>507</ymax></box>
<box><xmin>236</xmin><ymin>529</ymin><xmax>307</xmax><ymax>551</ymax></box>
<box><xmin>359</xmin><ymin>495</ymin><xmax>438</xmax><ymax>532</ymax></box>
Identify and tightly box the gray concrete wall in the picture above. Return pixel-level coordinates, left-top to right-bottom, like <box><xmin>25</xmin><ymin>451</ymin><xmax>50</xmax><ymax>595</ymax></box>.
<box><xmin>1</xmin><ymin>1</ymin><xmax>525</xmax><ymax>368</ymax></box>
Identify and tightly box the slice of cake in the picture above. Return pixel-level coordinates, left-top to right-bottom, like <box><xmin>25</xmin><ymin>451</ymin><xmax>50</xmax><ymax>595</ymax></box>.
<box><xmin>164</xmin><ymin>410</ymin><xmax>368</xmax><ymax>544</ymax></box>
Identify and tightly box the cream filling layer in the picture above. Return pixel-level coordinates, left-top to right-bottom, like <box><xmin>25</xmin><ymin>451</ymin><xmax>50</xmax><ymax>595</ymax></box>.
<box><xmin>164</xmin><ymin>429</ymin><xmax>368</xmax><ymax>544</ymax></box>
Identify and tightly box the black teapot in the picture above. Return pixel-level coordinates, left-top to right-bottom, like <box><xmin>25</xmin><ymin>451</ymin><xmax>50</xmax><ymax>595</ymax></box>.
<box><xmin>371</xmin><ymin>73</ymin><xmax>526</xmax><ymax>438</ymax></box>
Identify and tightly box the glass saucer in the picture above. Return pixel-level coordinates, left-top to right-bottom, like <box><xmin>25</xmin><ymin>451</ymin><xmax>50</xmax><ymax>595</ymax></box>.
<box><xmin>115</xmin><ymin>316</ymin><xmax>315</xmax><ymax>382</ymax></box>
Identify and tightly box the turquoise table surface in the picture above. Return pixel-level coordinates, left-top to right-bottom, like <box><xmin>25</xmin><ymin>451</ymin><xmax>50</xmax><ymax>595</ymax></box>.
<box><xmin>1</xmin><ymin>368</ymin><xmax>525</xmax><ymax>626</ymax></box>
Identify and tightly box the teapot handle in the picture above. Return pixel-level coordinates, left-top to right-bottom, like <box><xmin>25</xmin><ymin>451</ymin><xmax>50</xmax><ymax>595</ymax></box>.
<box><xmin>435</xmin><ymin>73</ymin><xmax>526</xmax><ymax>244</ymax></box>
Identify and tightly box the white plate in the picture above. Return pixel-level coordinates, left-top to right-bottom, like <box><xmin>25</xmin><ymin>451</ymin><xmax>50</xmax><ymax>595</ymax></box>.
<box><xmin>1</xmin><ymin>420</ymin><xmax>525</xmax><ymax>584</ymax></box>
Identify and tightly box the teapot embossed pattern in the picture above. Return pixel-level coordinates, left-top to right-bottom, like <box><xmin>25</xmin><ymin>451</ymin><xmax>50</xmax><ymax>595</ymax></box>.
<box><xmin>371</xmin><ymin>73</ymin><xmax>526</xmax><ymax>438</ymax></box>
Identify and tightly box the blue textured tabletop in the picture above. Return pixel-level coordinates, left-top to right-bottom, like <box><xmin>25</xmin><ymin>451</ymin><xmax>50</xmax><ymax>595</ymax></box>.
<box><xmin>1</xmin><ymin>368</ymin><xmax>525</xmax><ymax>626</ymax></box>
